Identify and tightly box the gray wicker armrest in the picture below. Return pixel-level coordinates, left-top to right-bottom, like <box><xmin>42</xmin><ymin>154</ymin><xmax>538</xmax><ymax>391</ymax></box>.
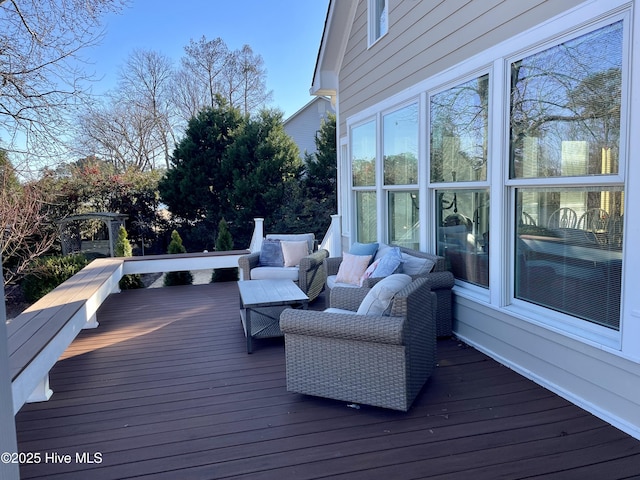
<box><xmin>324</xmin><ymin>256</ymin><xmax>343</xmax><ymax>277</ymax></box>
<box><xmin>238</xmin><ymin>252</ymin><xmax>260</xmax><ymax>280</ymax></box>
<box><xmin>421</xmin><ymin>271</ymin><xmax>455</xmax><ymax>290</ymax></box>
<box><xmin>329</xmin><ymin>286</ymin><xmax>370</xmax><ymax>311</ymax></box>
<box><xmin>298</xmin><ymin>249</ymin><xmax>329</xmax><ymax>301</ymax></box>
<box><xmin>299</xmin><ymin>249</ymin><xmax>329</xmax><ymax>273</ymax></box>
<box><xmin>280</xmin><ymin>308</ymin><xmax>405</xmax><ymax>345</ymax></box>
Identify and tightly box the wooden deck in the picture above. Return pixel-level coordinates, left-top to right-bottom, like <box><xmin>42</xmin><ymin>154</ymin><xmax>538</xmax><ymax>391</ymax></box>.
<box><xmin>14</xmin><ymin>282</ymin><xmax>640</xmax><ymax>479</ymax></box>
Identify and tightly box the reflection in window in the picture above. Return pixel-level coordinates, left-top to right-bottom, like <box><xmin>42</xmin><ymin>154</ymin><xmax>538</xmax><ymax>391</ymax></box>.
<box><xmin>384</xmin><ymin>104</ymin><xmax>418</xmax><ymax>185</ymax></box>
<box><xmin>431</xmin><ymin>75</ymin><xmax>489</xmax><ymax>183</ymax></box>
<box><xmin>510</xmin><ymin>22</ymin><xmax>622</xmax><ymax>179</ymax></box>
<box><xmin>388</xmin><ymin>191</ymin><xmax>419</xmax><ymax>250</ymax></box>
<box><xmin>515</xmin><ymin>187</ymin><xmax>623</xmax><ymax>330</ymax></box>
<box><xmin>436</xmin><ymin>189</ymin><xmax>489</xmax><ymax>287</ymax></box>
<box><xmin>352</xmin><ymin>120</ymin><xmax>376</xmax><ymax>186</ymax></box>
<box><xmin>356</xmin><ymin>191</ymin><xmax>377</xmax><ymax>243</ymax></box>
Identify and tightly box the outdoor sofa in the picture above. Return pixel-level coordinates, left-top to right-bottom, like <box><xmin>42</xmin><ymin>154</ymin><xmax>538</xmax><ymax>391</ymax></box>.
<box><xmin>324</xmin><ymin>244</ymin><xmax>454</xmax><ymax>337</ymax></box>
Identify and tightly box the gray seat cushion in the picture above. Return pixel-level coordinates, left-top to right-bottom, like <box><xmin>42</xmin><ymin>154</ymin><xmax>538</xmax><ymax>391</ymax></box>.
<box><xmin>250</xmin><ymin>266</ymin><xmax>299</xmax><ymax>281</ymax></box>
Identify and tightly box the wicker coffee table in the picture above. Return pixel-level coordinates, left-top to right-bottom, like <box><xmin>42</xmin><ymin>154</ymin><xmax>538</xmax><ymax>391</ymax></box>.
<box><xmin>238</xmin><ymin>279</ymin><xmax>309</xmax><ymax>353</ymax></box>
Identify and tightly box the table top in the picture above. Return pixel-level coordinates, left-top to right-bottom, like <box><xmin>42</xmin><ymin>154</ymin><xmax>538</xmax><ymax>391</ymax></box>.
<box><xmin>519</xmin><ymin>235</ymin><xmax>622</xmax><ymax>264</ymax></box>
<box><xmin>237</xmin><ymin>279</ymin><xmax>308</xmax><ymax>308</ymax></box>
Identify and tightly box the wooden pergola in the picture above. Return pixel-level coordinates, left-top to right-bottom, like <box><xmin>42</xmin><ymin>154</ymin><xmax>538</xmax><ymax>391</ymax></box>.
<box><xmin>56</xmin><ymin>213</ymin><xmax>128</xmax><ymax>257</ymax></box>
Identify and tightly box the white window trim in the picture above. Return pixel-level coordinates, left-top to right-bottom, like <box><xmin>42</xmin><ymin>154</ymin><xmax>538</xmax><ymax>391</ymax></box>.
<box><xmin>368</xmin><ymin>0</ymin><xmax>389</xmax><ymax>48</ymax></box>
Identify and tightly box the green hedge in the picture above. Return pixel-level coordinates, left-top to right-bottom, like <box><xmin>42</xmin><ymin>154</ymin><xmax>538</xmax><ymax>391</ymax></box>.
<box><xmin>22</xmin><ymin>254</ymin><xmax>90</xmax><ymax>303</ymax></box>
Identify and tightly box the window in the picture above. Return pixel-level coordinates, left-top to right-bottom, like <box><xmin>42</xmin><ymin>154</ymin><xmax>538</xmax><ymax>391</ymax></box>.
<box><xmin>369</xmin><ymin>0</ymin><xmax>388</xmax><ymax>46</ymax></box>
<box><xmin>431</xmin><ymin>75</ymin><xmax>490</xmax><ymax>287</ymax></box>
<box><xmin>384</xmin><ymin>103</ymin><xmax>419</xmax><ymax>249</ymax></box>
<box><xmin>352</xmin><ymin>120</ymin><xmax>377</xmax><ymax>242</ymax></box>
<box><xmin>510</xmin><ymin>21</ymin><xmax>624</xmax><ymax>330</ymax></box>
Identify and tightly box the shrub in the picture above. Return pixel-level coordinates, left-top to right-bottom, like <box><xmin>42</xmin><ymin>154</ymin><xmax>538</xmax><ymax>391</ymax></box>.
<box><xmin>212</xmin><ymin>218</ymin><xmax>238</xmax><ymax>282</ymax></box>
<box><xmin>22</xmin><ymin>253</ymin><xmax>90</xmax><ymax>303</ymax></box>
<box><xmin>163</xmin><ymin>230</ymin><xmax>193</xmax><ymax>286</ymax></box>
<box><xmin>115</xmin><ymin>225</ymin><xmax>143</xmax><ymax>290</ymax></box>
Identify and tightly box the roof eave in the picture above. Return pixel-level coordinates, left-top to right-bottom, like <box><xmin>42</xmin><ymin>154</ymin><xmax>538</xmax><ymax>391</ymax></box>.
<box><xmin>311</xmin><ymin>0</ymin><xmax>358</xmax><ymax>101</ymax></box>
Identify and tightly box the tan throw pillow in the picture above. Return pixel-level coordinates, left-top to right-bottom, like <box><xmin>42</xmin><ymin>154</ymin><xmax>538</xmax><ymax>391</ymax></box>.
<box><xmin>335</xmin><ymin>252</ymin><xmax>372</xmax><ymax>286</ymax></box>
<box><xmin>281</xmin><ymin>240</ymin><xmax>309</xmax><ymax>267</ymax></box>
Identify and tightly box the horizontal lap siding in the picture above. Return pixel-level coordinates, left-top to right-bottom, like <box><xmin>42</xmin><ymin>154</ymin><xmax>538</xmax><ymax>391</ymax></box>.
<box><xmin>338</xmin><ymin>0</ymin><xmax>583</xmax><ymax>133</ymax></box>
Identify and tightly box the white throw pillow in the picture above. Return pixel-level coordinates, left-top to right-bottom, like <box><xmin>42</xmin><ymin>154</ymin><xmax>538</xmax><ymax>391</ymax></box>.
<box><xmin>356</xmin><ymin>274</ymin><xmax>412</xmax><ymax>316</ymax></box>
<box><xmin>281</xmin><ymin>240</ymin><xmax>309</xmax><ymax>267</ymax></box>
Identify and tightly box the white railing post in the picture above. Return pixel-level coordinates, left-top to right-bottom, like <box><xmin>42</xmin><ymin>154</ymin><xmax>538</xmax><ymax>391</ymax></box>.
<box><xmin>320</xmin><ymin>214</ymin><xmax>343</xmax><ymax>257</ymax></box>
<box><xmin>249</xmin><ymin>218</ymin><xmax>264</xmax><ymax>253</ymax></box>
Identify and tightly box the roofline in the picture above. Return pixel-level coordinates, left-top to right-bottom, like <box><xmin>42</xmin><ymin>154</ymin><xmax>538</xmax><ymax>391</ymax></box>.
<box><xmin>310</xmin><ymin>0</ymin><xmax>358</xmax><ymax>100</ymax></box>
<box><xmin>284</xmin><ymin>96</ymin><xmax>333</xmax><ymax>125</ymax></box>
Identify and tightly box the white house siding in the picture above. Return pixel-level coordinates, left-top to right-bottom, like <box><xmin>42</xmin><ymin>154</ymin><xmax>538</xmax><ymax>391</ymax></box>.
<box><xmin>327</xmin><ymin>0</ymin><xmax>640</xmax><ymax>439</ymax></box>
<box><xmin>284</xmin><ymin>97</ymin><xmax>334</xmax><ymax>159</ymax></box>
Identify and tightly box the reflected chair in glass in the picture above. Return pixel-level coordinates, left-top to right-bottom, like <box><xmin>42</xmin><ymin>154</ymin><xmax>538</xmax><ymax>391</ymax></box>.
<box><xmin>577</xmin><ymin>208</ymin><xmax>611</xmax><ymax>246</ymax></box>
<box><xmin>547</xmin><ymin>207</ymin><xmax>578</xmax><ymax>229</ymax></box>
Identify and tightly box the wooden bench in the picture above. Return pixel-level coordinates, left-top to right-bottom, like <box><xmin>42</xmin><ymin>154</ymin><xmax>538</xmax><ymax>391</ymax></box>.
<box><xmin>6</xmin><ymin>258</ymin><xmax>123</xmax><ymax>414</ymax></box>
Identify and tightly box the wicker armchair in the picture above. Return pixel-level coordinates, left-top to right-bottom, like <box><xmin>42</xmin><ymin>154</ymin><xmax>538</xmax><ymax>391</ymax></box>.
<box><xmin>238</xmin><ymin>246</ymin><xmax>328</xmax><ymax>302</ymax></box>
<box><xmin>280</xmin><ymin>277</ymin><xmax>437</xmax><ymax>411</ymax></box>
<box><xmin>324</xmin><ymin>246</ymin><xmax>454</xmax><ymax>337</ymax></box>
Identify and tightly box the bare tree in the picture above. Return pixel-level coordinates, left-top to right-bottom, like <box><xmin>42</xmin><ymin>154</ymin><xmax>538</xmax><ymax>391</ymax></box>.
<box><xmin>0</xmin><ymin>152</ymin><xmax>56</xmax><ymax>287</ymax></box>
<box><xmin>77</xmin><ymin>97</ymin><xmax>163</xmax><ymax>171</ymax></box>
<box><xmin>177</xmin><ymin>37</ymin><xmax>272</xmax><ymax>118</ymax></box>
<box><xmin>179</xmin><ymin>36</ymin><xmax>230</xmax><ymax>111</ymax></box>
<box><xmin>77</xmin><ymin>49</ymin><xmax>176</xmax><ymax>170</ymax></box>
<box><xmin>0</xmin><ymin>0</ymin><xmax>127</xmax><ymax>166</ymax></box>
<box><xmin>232</xmin><ymin>45</ymin><xmax>272</xmax><ymax>116</ymax></box>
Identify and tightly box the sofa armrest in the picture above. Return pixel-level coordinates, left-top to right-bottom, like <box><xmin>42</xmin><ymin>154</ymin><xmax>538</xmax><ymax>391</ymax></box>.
<box><xmin>299</xmin><ymin>249</ymin><xmax>329</xmax><ymax>274</ymax></box>
<box><xmin>324</xmin><ymin>256</ymin><xmax>343</xmax><ymax>277</ymax></box>
<box><xmin>238</xmin><ymin>252</ymin><xmax>260</xmax><ymax>280</ymax></box>
<box><xmin>329</xmin><ymin>286</ymin><xmax>370</xmax><ymax>311</ymax></box>
<box><xmin>421</xmin><ymin>271</ymin><xmax>455</xmax><ymax>290</ymax></box>
<box><xmin>280</xmin><ymin>308</ymin><xmax>405</xmax><ymax>345</ymax></box>
<box><xmin>298</xmin><ymin>249</ymin><xmax>329</xmax><ymax>301</ymax></box>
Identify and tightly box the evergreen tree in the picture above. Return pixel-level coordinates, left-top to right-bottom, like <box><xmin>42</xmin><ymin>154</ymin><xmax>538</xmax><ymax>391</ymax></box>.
<box><xmin>158</xmin><ymin>99</ymin><xmax>243</xmax><ymax>249</ymax></box>
<box><xmin>115</xmin><ymin>225</ymin><xmax>143</xmax><ymax>289</ymax></box>
<box><xmin>211</xmin><ymin>218</ymin><xmax>237</xmax><ymax>282</ymax></box>
<box><xmin>158</xmin><ymin>104</ymin><xmax>303</xmax><ymax>249</ymax></box>
<box><xmin>222</xmin><ymin>108</ymin><xmax>303</xmax><ymax>245</ymax></box>
<box><xmin>163</xmin><ymin>230</ymin><xmax>193</xmax><ymax>286</ymax></box>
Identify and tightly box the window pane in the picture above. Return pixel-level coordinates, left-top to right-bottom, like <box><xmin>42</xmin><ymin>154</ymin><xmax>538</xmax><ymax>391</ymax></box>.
<box><xmin>384</xmin><ymin>104</ymin><xmax>418</xmax><ymax>185</ymax></box>
<box><xmin>388</xmin><ymin>191</ymin><xmax>419</xmax><ymax>250</ymax></box>
<box><xmin>430</xmin><ymin>75</ymin><xmax>489</xmax><ymax>183</ymax></box>
<box><xmin>515</xmin><ymin>187</ymin><xmax>623</xmax><ymax>329</ymax></box>
<box><xmin>352</xmin><ymin>120</ymin><xmax>376</xmax><ymax>186</ymax></box>
<box><xmin>371</xmin><ymin>0</ymin><xmax>387</xmax><ymax>41</ymax></box>
<box><xmin>436</xmin><ymin>189</ymin><xmax>489</xmax><ymax>287</ymax></box>
<box><xmin>510</xmin><ymin>22</ymin><xmax>622</xmax><ymax>179</ymax></box>
<box><xmin>356</xmin><ymin>191</ymin><xmax>377</xmax><ymax>243</ymax></box>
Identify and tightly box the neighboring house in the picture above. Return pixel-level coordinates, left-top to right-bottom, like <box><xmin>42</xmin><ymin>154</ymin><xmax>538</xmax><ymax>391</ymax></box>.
<box><xmin>312</xmin><ymin>0</ymin><xmax>640</xmax><ymax>439</ymax></box>
<box><xmin>284</xmin><ymin>96</ymin><xmax>335</xmax><ymax>160</ymax></box>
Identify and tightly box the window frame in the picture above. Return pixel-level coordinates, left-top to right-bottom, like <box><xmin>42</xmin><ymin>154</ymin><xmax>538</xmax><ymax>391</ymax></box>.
<box><xmin>428</xmin><ymin>71</ymin><xmax>493</xmax><ymax>290</ymax></box>
<box><xmin>368</xmin><ymin>0</ymin><xmax>389</xmax><ymax>47</ymax></box>
<box><xmin>503</xmin><ymin>14</ymin><xmax>629</xmax><ymax>348</ymax></box>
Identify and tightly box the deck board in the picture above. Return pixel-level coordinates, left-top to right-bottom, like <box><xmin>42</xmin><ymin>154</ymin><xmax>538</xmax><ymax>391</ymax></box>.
<box><xmin>15</xmin><ymin>282</ymin><xmax>640</xmax><ymax>479</ymax></box>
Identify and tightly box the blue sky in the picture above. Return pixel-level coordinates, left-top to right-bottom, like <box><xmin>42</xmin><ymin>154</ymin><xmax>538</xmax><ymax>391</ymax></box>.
<box><xmin>86</xmin><ymin>0</ymin><xmax>330</xmax><ymax>118</ymax></box>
